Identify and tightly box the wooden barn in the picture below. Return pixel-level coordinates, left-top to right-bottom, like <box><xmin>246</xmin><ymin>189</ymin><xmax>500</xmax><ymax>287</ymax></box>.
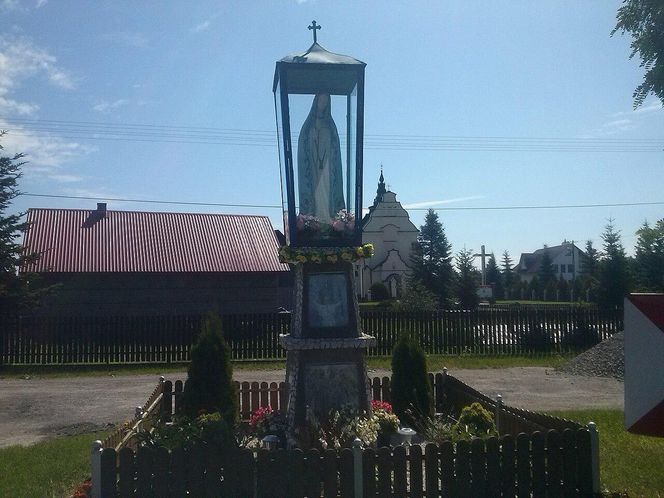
<box><xmin>21</xmin><ymin>204</ymin><xmax>292</xmax><ymax>316</ymax></box>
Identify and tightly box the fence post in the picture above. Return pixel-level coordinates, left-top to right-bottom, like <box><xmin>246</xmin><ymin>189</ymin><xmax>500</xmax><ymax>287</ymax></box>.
<box><xmin>352</xmin><ymin>437</ymin><xmax>363</xmax><ymax>498</ymax></box>
<box><xmin>588</xmin><ymin>422</ymin><xmax>600</xmax><ymax>494</ymax></box>
<box><xmin>495</xmin><ymin>395</ymin><xmax>503</xmax><ymax>434</ymax></box>
<box><xmin>91</xmin><ymin>440</ymin><xmax>103</xmax><ymax>498</ymax></box>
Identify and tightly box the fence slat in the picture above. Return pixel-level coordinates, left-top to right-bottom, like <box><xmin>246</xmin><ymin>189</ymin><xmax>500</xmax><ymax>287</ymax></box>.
<box><xmin>393</xmin><ymin>445</ymin><xmax>408</xmax><ymax>497</ymax></box>
<box><xmin>118</xmin><ymin>447</ymin><xmax>135</xmax><ymax>498</ymax></box>
<box><xmin>377</xmin><ymin>446</ymin><xmax>392</xmax><ymax>497</ymax></box>
<box><xmin>531</xmin><ymin>432</ymin><xmax>546</xmax><ymax>498</ymax></box>
<box><xmin>516</xmin><ymin>432</ymin><xmax>532</xmax><ymax>498</ymax></box>
<box><xmin>100</xmin><ymin>448</ymin><xmax>117</xmax><ymax>498</ymax></box>
<box><xmin>409</xmin><ymin>443</ymin><xmax>424</xmax><ymax>498</ymax></box>
<box><xmin>363</xmin><ymin>448</ymin><xmax>377</xmax><ymax>498</ymax></box>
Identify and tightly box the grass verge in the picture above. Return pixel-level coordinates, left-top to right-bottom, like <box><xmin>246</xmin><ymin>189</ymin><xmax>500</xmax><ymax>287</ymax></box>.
<box><xmin>0</xmin><ymin>353</ymin><xmax>573</xmax><ymax>378</ymax></box>
<box><xmin>0</xmin><ymin>431</ymin><xmax>106</xmax><ymax>498</ymax></box>
<box><xmin>548</xmin><ymin>409</ymin><xmax>664</xmax><ymax>498</ymax></box>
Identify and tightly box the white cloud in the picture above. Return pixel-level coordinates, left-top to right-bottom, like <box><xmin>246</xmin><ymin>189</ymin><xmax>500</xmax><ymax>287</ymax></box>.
<box><xmin>612</xmin><ymin>99</ymin><xmax>662</xmax><ymax>118</ymax></box>
<box><xmin>1</xmin><ymin>0</ymin><xmax>23</xmax><ymax>11</ymax></box>
<box><xmin>403</xmin><ymin>195</ymin><xmax>485</xmax><ymax>209</ymax></box>
<box><xmin>92</xmin><ymin>99</ymin><xmax>128</xmax><ymax>113</ymax></box>
<box><xmin>0</xmin><ymin>35</ymin><xmax>75</xmax><ymax>117</ymax></box>
<box><xmin>102</xmin><ymin>31</ymin><xmax>149</xmax><ymax>49</ymax></box>
<box><xmin>1</xmin><ymin>120</ymin><xmax>94</xmax><ymax>173</ymax></box>
<box><xmin>35</xmin><ymin>0</ymin><xmax>47</xmax><ymax>7</ymax></box>
<box><xmin>191</xmin><ymin>20</ymin><xmax>211</xmax><ymax>33</ymax></box>
<box><xmin>47</xmin><ymin>173</ymin><xmax>82</xmax><ymax>183</ymax></box>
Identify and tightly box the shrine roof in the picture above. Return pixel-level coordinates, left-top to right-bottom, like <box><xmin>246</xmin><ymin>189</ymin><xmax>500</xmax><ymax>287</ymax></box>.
<box><xmin>278</xmin><ymin>42</ymin><xmax>365</xmax><ymax>66</ymax></box>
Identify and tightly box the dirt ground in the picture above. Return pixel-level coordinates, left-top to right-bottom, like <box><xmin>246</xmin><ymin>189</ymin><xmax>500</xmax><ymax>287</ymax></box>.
<box><xmin>0</xmin><ymin>367</ymin><xmax>624</xmax><ymax>448</ymax></box>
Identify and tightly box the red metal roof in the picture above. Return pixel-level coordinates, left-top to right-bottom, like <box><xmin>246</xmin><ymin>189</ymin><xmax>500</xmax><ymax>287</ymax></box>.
<box><xmin>22</xmin><ymin>208</ymin><xmax>289</xmax><ymax>273</ymax></box>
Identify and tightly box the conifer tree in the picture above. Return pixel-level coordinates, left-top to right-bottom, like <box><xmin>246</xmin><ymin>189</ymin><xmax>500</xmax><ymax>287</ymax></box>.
<box><xmin>182</xmin><ymin>314</ymin><xmax>238</xmax><ymax>423</ymax></box>
<box><xmin>409</xmin><ymin>209</ymin><xmax>454</xmax><ymax>307</ymax></box>
<box><xmin>0</xmin><ymin>133</ymin><xmax>47</xmax><ymax>315</ymax></box>
<box><xmin>455</xmin><ymin>247</ymin><xmax>480</xmax><ymax>309</ymax></box>
<box><xmin>597</xmin><ymin>220</ymin><xmax>632</xmax><ymax>309</ymax></box>
<box><xmin>391</xmin><ymin>333</ymin><xmax>432</xmax><ymax>426</ymax></box>
<box><xmin>581</xmin><ymin>240</ymin><xmax>599</xmax><ymax>277</ymax></box>
<box><xmin>501</xmin><ymin>250</ymin><xmax>514</xmax><ymax>297</ymax></box>
<box><xmin>485</xmin><ymin>253</ymin><xmax>503</xmax><ymax>300</ymax></box>
<box><xmin>634</xmin><ymin>219</ymin><xmax>664</xmax><ymax>291</ymax></box>
<box><xmin>538</xmin><ymin>248</ymin><xmax>556</xmax><ymax>287</ymax></box>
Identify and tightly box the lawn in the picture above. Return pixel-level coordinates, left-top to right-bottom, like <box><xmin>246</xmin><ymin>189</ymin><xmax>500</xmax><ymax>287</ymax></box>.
<box><xmin>548</xmin><ymin>409</ymin><xmax>664</xmax><ymax>498</ymax></box>
<box><xmin>0</xmin><ymin>431</ymin><xmax>106</xmax><ymax>498</ymax></box>
<box><xmin>0</xmin><ymin>353</ymin><xmax>573</xmax><ymax>378</ymax></box>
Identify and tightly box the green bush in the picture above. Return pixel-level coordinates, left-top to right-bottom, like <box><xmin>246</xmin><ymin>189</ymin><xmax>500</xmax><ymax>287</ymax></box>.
<box><xmin>181</xmin><ymin>314</ymin><xmax>238</xmax><ymax>424</ymax></box>
<box><xmin>138</xmin><ymin>412</ymin><xmax>236</xmax><ymax>450</ymax></box>
<box><xmin>370</xmin><ymin>282</ymin><xmax>390</xmax><ymax>301</ymax></box>
<box><xmin>391</xmin><ymin>333</ymin><xmax>433</xmax><ymax>427</ymax></box>
<box><xmin>453</xmin><ymin>402</ymin><xmax>497</xmax><ymax>439</ymax></box>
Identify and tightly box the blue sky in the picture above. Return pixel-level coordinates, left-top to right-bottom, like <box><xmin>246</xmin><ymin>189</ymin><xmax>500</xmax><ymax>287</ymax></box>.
<box><xmin>1</xmin><ymin>0</ymin><xmax>662</xmax><ymax>263</ymax></box>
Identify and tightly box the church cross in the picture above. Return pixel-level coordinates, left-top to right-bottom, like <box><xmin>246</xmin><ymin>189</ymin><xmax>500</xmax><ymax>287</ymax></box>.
<box><xmin>308</xmin><ymin>21</ymin><xmax>321</xmax><ymax>43</ymax></box>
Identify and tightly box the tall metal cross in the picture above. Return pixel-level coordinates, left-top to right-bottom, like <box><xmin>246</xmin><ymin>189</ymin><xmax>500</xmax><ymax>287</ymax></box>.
<box><xmin>308</xmin><ymin>20</ymin><xmax>321</xmax><ymax>43</ymax></box>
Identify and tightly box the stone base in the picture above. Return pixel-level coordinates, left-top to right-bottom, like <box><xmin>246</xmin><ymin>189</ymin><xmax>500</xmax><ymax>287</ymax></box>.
<box><xmin>283</xmin><ymin>261</ymin><xmax>374</xmax><ymax>446</ymax></box>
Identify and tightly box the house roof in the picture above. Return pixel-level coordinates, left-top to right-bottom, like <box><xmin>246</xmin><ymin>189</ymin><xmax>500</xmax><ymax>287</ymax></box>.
<box><xmin>22</xmin><ymin>207</ymin><xmax>289</xmax><ymax>274</ymax></box>
<box><xmin>515</xmin><ymin>243</ymin><xmax>585</xmax><ymax>274</ymax></box>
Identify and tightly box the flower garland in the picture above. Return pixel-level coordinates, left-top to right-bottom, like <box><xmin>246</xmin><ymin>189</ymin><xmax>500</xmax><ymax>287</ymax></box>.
<box><xmin>279</xmin><ymin>244</ymin><xmax>374</xmax><ymax>264</ymax></box>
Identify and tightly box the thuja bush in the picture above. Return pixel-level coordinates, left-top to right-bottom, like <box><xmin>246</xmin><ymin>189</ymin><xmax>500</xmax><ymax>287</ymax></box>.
<box><xmin>391</xmin><ymin>333</ymin><xmax>433</xmax><ymax>427</ymax></box>
<box><xmin>181</xmin><ymin>314</ymin><xmax>238</xmax><ymax>424</ymax></box>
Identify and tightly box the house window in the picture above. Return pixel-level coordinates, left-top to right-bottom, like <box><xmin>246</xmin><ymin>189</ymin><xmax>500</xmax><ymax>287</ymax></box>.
<box><xmin>552</xmin><ymin>264</ymin><xmax>559</xmax><ymax>273</ymax></box>
<box><xmin>568</xmin><ymin>264</ymin><xmax>574</xmax><ymax>273</ymax></box>
<box><xmin>560</xmin><ymin>264</ymin><xmax>565</xmax><ymax>273</ymax></box>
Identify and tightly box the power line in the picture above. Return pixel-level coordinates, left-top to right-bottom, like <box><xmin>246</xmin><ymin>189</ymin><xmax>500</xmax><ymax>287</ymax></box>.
<box><xmin>2</xmin><ymin>116</ymin><xmax>662</xmax><ymax>152</ymax></box>
<box><xmin>19</xmin><ymin>193</ymin><xmax>664</xmax><ymax>212</ymax></box>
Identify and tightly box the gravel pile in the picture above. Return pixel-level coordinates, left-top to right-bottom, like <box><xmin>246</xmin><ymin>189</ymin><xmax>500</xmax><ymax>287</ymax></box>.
<box><xmin>556</xmin><ymin>332</ymin><xmax>624</xmax><ymax>380</ymax></box>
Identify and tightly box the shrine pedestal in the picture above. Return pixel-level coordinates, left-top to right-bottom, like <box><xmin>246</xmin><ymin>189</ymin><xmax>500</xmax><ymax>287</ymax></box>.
<box><xmin>279</xmin><ymin>261</ymin><xmax>376</xmax><ymax>436</ymax></box>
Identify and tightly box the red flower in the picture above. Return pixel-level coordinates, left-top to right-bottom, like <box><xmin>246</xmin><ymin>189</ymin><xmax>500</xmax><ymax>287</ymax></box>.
<box><xmin>371</xmin><ymin>400</ymin><xmax>393</xmax><ymax>413</ymax></box>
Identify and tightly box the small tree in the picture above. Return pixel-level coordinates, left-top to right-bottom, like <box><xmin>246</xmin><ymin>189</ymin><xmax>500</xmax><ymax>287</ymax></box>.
<box><xmin>397</xmin><ymin>279</ymin><xmax>438</xmax><ymax>312</ymax></box>
<box><xmin>455</xmin><ymin>248</ymin><xmax>480</xmax><ymax>309</ymax></box>
<box><xmin>391</xmin><ymin>333</ymin><xmax>432</xmax><ymax>427</ymax></box>
<box><xmin>182</xmin><ymin>314</ymin><xmax>238</xmax><ymax>424</ymax></box>
<box><xmin>634</xmin><ymin>219</ymin><xmax>664</xmax><ymax>291</ymax></box>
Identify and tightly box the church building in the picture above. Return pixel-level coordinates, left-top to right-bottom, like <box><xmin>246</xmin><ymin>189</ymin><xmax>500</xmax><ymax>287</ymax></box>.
<box><xmin>357</xmin><ymin>171</ymin><xmax>419</xmax><ymax>299</ymax></box>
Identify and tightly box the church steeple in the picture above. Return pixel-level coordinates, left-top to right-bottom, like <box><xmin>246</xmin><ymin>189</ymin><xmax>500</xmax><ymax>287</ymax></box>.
<box><xmin>373</xmin><ymin>165</ymin><xmax>386</xmax><ymax>207</ymax></box>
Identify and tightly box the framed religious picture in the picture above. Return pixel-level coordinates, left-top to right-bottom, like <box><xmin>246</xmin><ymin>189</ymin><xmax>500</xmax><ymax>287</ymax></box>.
<box><xmin>303</xmin><ymin>363</ymin><xmax>361</xmax><ymax>417</ymax></box>
<box><xmin>306</xmin><ymin>272</ymin><xmax>349</xmax><ymax>330</ymax></box>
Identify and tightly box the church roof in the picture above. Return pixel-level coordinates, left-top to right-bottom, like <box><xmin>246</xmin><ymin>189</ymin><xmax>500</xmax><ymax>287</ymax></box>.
<box><xmin>22</xmin><ymin>207</ymin><xmax>289</xmax><ymax>274</ymax></box>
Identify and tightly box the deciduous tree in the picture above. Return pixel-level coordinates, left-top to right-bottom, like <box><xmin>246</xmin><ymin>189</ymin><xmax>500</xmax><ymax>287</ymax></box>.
<box><xmin>612</xmin><ymin>0</ymin><xmax>664</xmax><ymax>108</ymax></box>
<box><xmin>634</xmin><ymin>219</ymin><xmax>664</xmax><ymax>291</ymax></box>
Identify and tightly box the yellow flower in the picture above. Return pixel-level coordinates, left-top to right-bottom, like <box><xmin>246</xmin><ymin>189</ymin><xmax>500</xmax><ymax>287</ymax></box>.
<box><xmin>310</xmin><ymin>254</ymin><xmax>322</xmax><ymax>263</ymax></box>
<box><xmin>341</xmin><ymin>251</ymin><xmax>353</xmax><ymax>261</ymax></box>
<box><xmin>355</xmin><ymin>247</ymin><xmax>364</xmax><ymax>257</ymax></box>
<box><xmin>327</xmin><ymin>254</ymin><xmax>338</xmax><ymax>263</ymax></box>
<box><xmin>296</xmin><ymin>255</ymin><xmax>307</xmax><ymax>263</ymax></box>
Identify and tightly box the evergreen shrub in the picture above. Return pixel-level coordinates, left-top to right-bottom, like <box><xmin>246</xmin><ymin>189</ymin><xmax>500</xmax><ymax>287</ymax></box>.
<box><xmin>391</xmin><ymin>333</ymin><xmax>432</xmax><ymax>427</ymax></box>
<box><xmin>181</xmin><ymin>314</ymin><xmax>238</xmax><ymax>423</ymax></box>
<box><xmin>370</xmin><ymin>282</ymin><xmax>390</xmax><ymax>301</ymax></box>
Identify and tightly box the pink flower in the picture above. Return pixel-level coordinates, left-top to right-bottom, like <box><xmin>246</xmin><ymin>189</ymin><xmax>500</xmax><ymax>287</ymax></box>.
<box><xmin>296</xmin><ymin>216</ymin><xmax>305</xmax><ymax>231</ymax></box>
<box><xmin>332</xmin><ymin>220</ymin><xmax>345</xmax><ymax>232</ymax></box>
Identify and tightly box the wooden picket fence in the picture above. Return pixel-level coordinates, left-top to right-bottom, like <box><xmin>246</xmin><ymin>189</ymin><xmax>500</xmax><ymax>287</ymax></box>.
<box><xmin>93</xmin><ymin>429</ymin><xmax>594</xmax><ymax>497</ymax></box>
<box><xmin>1</xmin><ymin>305</ymin><xmax>622</xmax><ymax>365</ymax></box>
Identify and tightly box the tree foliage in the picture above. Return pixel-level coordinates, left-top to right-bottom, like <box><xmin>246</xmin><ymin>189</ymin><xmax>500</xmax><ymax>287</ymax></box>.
<box><xmin>612</xmin><ymin>0</ymin><xmax>664</xmax><ymax>108</ymax></box>
<box><xmin>597</xmin><ymin>220</ymin><xmax>632</xmax><ymax>309</ymax></box>
<box><xmin>0</xmin><ymin>132</ymin><xmax>47</xmax><ymax>315</ymax></box>
<box><xmin>485</xmin><ymin>253</ymin><xmax>503</xmax><ymax>300</ymax></box>
<box><xmin>634</xmin><ymin>219</ymin><xmax>664</xmax><ymax>291</ymax></box>
<box><xmin>410</xmin><ymin>209</ymin><xmax>454</xmax><ymax>306</ymax></box>
<box><xmin>500</xmin><ymin>250</ymin><xmax>514</xmax><ymax>296</ymax></box>
<box><xmin>182</xmin><ymin>314</ymin><xmax>238</xmax><ymax>423</ymax></box>
<box><xmin>455</xmin><ymin>247</ymin><xmax>480</xmax><ymax>309</ymax></box>
<box><xmin>537</xmin><ymin>248</ymin><xmax>556</xmax><ymax>287</ymax></box>
<box><xmin>396</xmin><ymin>279</ymin><xmax>438</xmax><ymax>312</ymax></box>
<box><xmin>391</xmin><ymin>333</ymin><xmax>432</xmax><ymax>427</ymax></box>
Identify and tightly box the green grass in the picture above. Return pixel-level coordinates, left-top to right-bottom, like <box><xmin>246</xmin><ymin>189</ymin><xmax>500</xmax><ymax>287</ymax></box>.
<box><xmin>0</xmin><ymin>432</ymin><xmax>107</xmax><ymax>498</ymax></box>
<box><xmin>0</xmin><ymin>354</ymin><xmax>572</xmax><ymax>379</ymax></box>
<box><xmin>548</xmin><ymin>409</ymin><xmax>664</xmax><ymax>498</ymax></box>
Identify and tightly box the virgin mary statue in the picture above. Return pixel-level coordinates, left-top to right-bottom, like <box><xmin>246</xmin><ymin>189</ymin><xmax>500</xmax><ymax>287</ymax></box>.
<box><xmin>297</xmin><ymin>93</ymin><xmax>345</xmax><ymax>224</ymax></box>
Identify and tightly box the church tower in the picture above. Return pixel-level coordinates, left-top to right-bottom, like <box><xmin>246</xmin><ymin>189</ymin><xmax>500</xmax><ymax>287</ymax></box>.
<box><xmin>359</xmin><ymin>170</ymin><xmax>419</xmax><ymax>299</ymax></box>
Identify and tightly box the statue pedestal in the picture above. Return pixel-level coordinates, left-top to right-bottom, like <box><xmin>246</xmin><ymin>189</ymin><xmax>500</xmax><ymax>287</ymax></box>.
<box><xmin>280</xmin><ymin>261</ymin><xmax>375</xmax><ymax>438</ymax></box>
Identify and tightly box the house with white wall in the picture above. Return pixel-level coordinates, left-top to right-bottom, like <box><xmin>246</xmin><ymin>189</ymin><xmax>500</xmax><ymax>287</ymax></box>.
<box><xmin>514</xmin><ymin>242</ymin><xmax>587</xmax><ymax>283</ymax></box>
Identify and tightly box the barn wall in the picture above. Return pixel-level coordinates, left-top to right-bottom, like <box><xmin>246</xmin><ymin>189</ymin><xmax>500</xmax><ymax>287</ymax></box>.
<box><xmin>34</xmin><ymin>272</ymin><xmax>293</xmax><ymax>316</ymax></box>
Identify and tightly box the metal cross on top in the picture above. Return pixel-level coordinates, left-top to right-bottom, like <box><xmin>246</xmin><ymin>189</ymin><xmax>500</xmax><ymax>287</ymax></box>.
<box><xmin>308</xmin><ymin>20</ymin><xmax>321</xmax><ymax>43</ymax></box>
